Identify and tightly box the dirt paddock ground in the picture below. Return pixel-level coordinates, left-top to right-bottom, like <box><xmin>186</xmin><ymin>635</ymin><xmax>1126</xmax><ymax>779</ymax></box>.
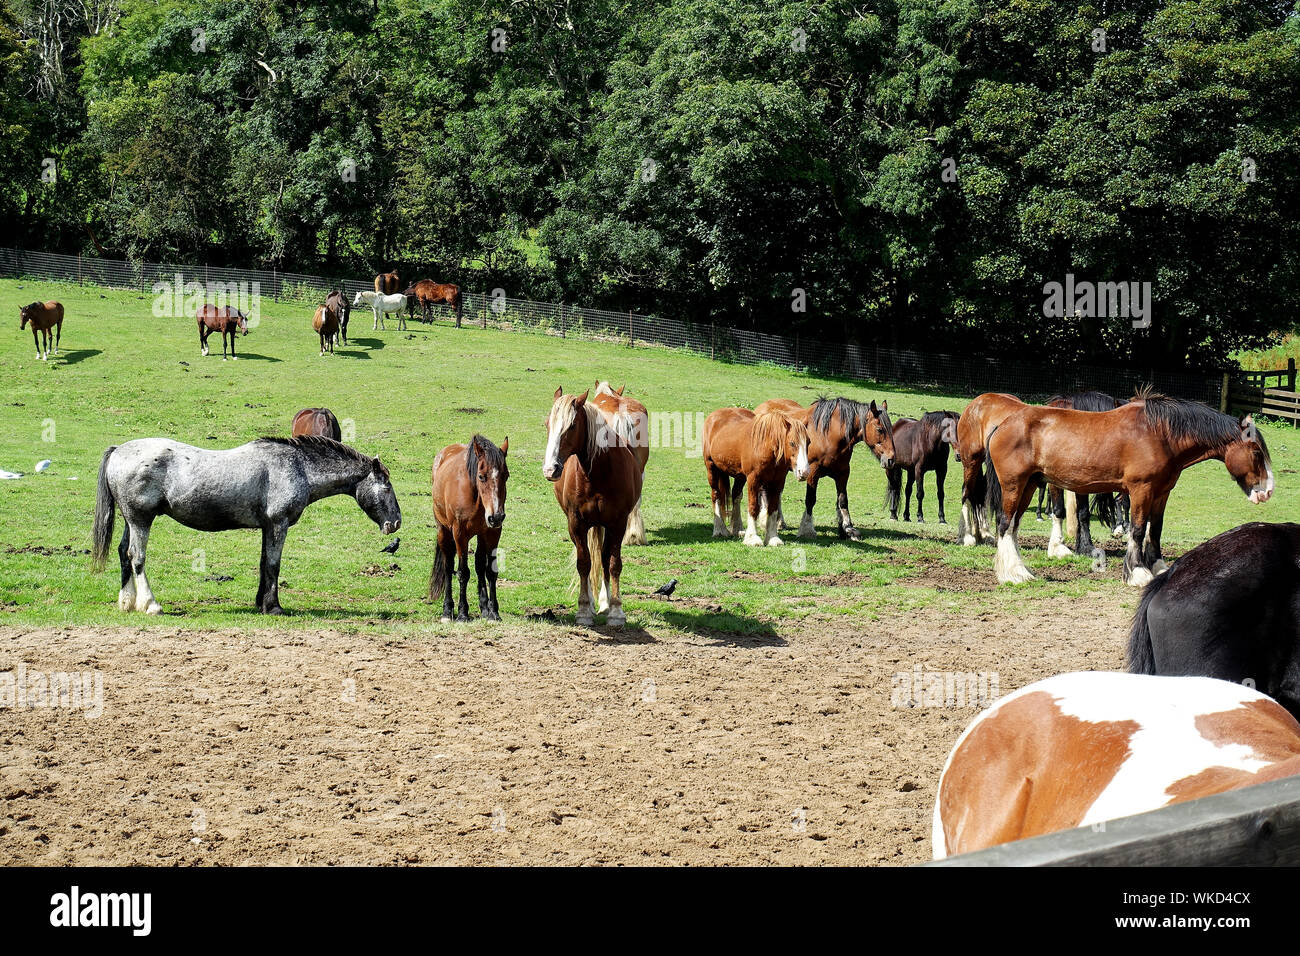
<box><xmin>0</xmin><ymin>588</ymin><xmax>1130</xmax><ymax>866</ymax></box>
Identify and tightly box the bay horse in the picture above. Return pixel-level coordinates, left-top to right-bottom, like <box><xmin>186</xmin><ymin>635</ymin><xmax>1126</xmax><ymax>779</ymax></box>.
<box><xmin>197</xmin><ymin>304</ymin><xmax>249</xmax><ymax>359</ymax></box>
<box><xmin>313</xmin><ymin>303</ymin><xmax>340</xmax><ymax>355</ymax></box>
<box><xmin>1129</xmin><ymin>522</ymin><xmax>1300</xmax><ymax>721</ymax></box>
<box><xmin>19</xmin><ymin>301</ymin><xmax>64</xmax><ymax>360</ymax></box>
<box><xmin>702</xmin><ymin>407</ymin><xmax>810</xmax><ymax>546</ymax></box>
<box><xmin>429</xmin><ymin>435</ymin><xmax>509</xmax><ymax>621</ymax></box>
<box><xmin>543</xmin><ymin>387</ymin><xmax>642</xmax><ymax>627</ymax></box>
<box><xmin>92</xmin><ymin>436</ymin><xmax>400</xmax><ymax>615</ymax></box>
<box><xmin>985</xmin><ymin>389</ymin><xmax>1273</xmax><ymax>586</ymax></box>
<box><xmin>592</xmin><ymin>381</ymin><xmax>649</xmax><ymax>545</ymax></box>
<box><xmin>885</xmin><ymin>410</ymin><xmax>958</xmax><ymax>523</ymax></box>
<box><xmin>754</xmin><ymin>396</ymin><xmax>894</xmax><ymax>539</ymax></box>
<box><xmin>325</xmin><ymin>289</ymin><xmax>350</xmax><ymax>346</ymax></box>
<box><xmin>933</xmin><ymin>671</ymin><xmax>1300</xmax><ymax>859</ymax></box>
<box><xmin>954</xmin><ymin>392</ymin><xmax>1024</xmax><ymax>546</ymax></box>
<box><xmin>353</xmin><ymin>290</ymin><xmax>408</xmax><ymax>330</ymax></box>
<box><xmin>291</xmin><ymin>407</ymin><xmax>342</xmax><ymax>441</ymax></box>
<box><xmin>374</xmin><ymin>270</ymin><xmax>400</xmax><ymax>294</ymax></box>
<box><xmin>402</xmin><ymin>280</ymin><xmax>463</xmax><ymax>328</ymax></box>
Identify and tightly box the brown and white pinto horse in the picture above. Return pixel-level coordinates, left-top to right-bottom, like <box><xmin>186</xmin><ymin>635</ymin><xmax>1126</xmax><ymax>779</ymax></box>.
<box><xmin>430</xmin><ymin>435</ymin><xmax>509</xmax><ymax>622</ymax></box>
<box><xmin>374</xmin><ymin>270</ymin><xmax>400</xmax><ymax>294</ymax></box>
<box><xmin>543</xmin><ymin>388</ymin><xmax>642</xmax><ymax>627</ymax></box>
<box><xmin>985</xmin><ymin>390</ymin><xmax>1273</xmax><ymax>586</ymax></box>
<box><xmin>291</xmin><ymin>407</ymin><xmax>342</xmax><ymax>441</ymax></box>
<box><xmin>753</xmin><ymin>397</ymin><xmax>894</xmax><ymax>539</ymax></box>
<box><xmin>954</xmin><ymin>392</ymin><xmax>1024</xmax><ymax>546</ymax></box>
<box><xmin>702</xmin><ymin>407</ymin><xmax>810</xmax><ymax>546</ymax></box>
<box><xmin>19</xmin><ymin>301</ymin><xmax>64</xmax><ymax>361</ymax></box>
<box><xmin>592</xmin><ymin>381</ymin><xmax>650</xmax><ymax>545</ymax></box>
<box><xmin>197</xmin><ymin>304</ymin><xmax>249</xmax><ymax>360</ymax></box>
<box><xmin>313</xmin><ymin>303</ymin><xmax>340</xmax><ymax>355</ymax></box>
<box><xmin>402</xmin><ymin>280</ymin><xmax>463</xmax><ymax>327</ymax></box>
<box><xmin>933</xmin><ymin>672</ymin><xmax>1300</xmax><ymax>859</ymax></box>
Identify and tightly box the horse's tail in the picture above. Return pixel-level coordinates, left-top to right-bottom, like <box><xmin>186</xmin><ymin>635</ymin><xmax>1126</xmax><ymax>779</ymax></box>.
<box><xmin>429</xmin><ymin>544</ymin><xmax>448</xmax><ymax>603</ymax></box>
<box><xmin>885</xmin><ymin>466</ymin><xmax>901</xmax><ymax>516</ymax></box>
<box><xmin>587</xmin><ymin>526</ymin><xmax>605</xmax><ymax>602</ymax></box>
<box><xmin>984</xmin><ymin>431</ymin><xmax>1003</xmax><ymax>532</ymax></box>
<box><xmin>91</xmin><ymin>446</ymin><xmax>117</xmax><ymax>571</ymax></box>
<box><xmin>1126</xmin><ymin>566</ymin><xmax>1173</xmax><ymax>674</ymax></box>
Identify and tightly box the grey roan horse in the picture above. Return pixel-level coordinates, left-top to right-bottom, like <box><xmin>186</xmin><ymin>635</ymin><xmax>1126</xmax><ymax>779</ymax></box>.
<box><xmin>92</xmin><ymin>436</ymin><xmax>401</xmax><ymax>614</ymax></box>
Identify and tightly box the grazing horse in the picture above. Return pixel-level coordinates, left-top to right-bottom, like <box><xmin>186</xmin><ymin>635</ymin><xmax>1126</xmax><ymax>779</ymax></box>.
<box><xmin>543</xmin><ymin>387</ymin><xmax>642</xmax><ymax>627</ymax></box>
<box><xmin>885</xmin><ymin>410</ymin><xmax>959</xmax><ymax>523</ymax></box>
<box><xmin>92</xmin><ymin>436</ymin><xmax>400</xmax><ymax>615</ymax></box>
<box><xmin>1128</xmin><ymin>522</ymin><xmax>1300</xmax><ymax>721</ymax></box>
<box><xmin>702</xmin><ymin>407</ymin><xmax>810</xmax><ymax>546</ymax></box>
<box><xmin>291</xmin><ymin>407</ymin><xmax>342</xmax><ymax>441</ymax></box>
<box><xmin>19</xmin><ymin>301</ymin><xmax>64</xmax><ymax>360</ymax></box>
<box><xmin>592</xmin><ymin>381</ymin><xmax>650</xmax><ymax>545</ymax></box>
<box><xmin>352</xmin><ymin>290</ymin><xmax>408</xmax><ymax>331</ymax></box>
<box><xmin>374</xmin><ymin>270</ymin><xmax>400</xmax><ymax>294</ymax></box>
<box><xmin>754</xmin><ymin>396</ymin><xmax>894</xmax><ymax>539</ymax></box>
<box><xmin>954</xmin><ymin>392</ymin><xmax>1025</xmax><ymax>546</ymax></box>
<box><xmin>429</xmin><ymin>435</ymin><xmax>509</xmax><ymax>621</ymax></box>
<box><xmin>325</xmin><ymin>290</ymin><xmax>350</xmax><ymax>346</ymax></box>
<box><xmin>932</xmin><ymin>672</ymin><xmax>1300</xmax><ymax>859</ymax></box>
<box><xmin>313</xmin><ymin>303</ymin><xmax>340</xmax><ymax>355</ymax></box>
<box><xmin>402</xmin><ymin>280</ymin><xmax>463</xmax><ymax>328</ymax></box>
<box><xmin>197</xmin><ymin>304</ymin><xmax>249</xmax><ymax>360</ymax></box>
<box><xmin>985</xmin><ymin>390</ymin><xmax>1273</xmax><ymax>586</ymax></box>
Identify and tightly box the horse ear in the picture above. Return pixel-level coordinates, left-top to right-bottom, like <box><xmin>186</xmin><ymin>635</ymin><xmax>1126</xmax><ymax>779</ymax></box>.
<box><xmin>500</xmin><ymin>437</ymin><xmax>509</xmax><ymax>456</ymax></box>
<box><xmin>576</xmin><ymin>389</ymin><xmax>589</xmax><ymax>406</ymax></box>
<box><xmin>616</xmin><ymin>384</ymin><xmax>625</xmax><ymax>396</ymax></box>
<box><xmin>553</xmin><ymin>386</ymin><xmax>563</xmax><ymax>401</ymax></box>
<box><xmin>869</xmin><ymin>400</ymin><xmax>879</xmax><ymax>415</ymax></box>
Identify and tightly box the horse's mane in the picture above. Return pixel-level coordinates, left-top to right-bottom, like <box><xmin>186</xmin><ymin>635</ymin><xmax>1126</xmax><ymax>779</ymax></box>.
<box><xmin>551</xmin><ymin>394</ymin><xmax>603</xmax><ymax>462</ymax></box>
<box><xmin>594</xmin><ymin>381</ymin><xmax>619</xmax><ymax>398</ymax></box>
<box><xmin>1134</xmin><ymin>387</ymin><xmax>1269</xmax><ymax>460</ymax></box>
<box><xmin>752</xmin><ymin>409</ymin><xmax>809</xmax><ymax>454</ymax></box>
<box><xmin>466</xmin><ymin>434</ymin><xmax>506</xmax><ymax>480</ymax></box>
<box><xmin>1046</xmin><ymin>390</ymin><xmax>1119</xmax><ymax>412</ymax></box>
<box><xmin>810</xmin><ymin>396</ymin><xmax>889</xmax><ymax>438</ymax></box>
<box><xmin>258</xmin><ymin>435</ymin><xmax>383</xmax><ymax>474</ymax></box>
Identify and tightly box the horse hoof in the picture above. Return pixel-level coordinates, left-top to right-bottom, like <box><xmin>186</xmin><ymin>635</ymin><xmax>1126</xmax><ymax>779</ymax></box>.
<box><xmin>576</xmin><ymin>612</ymin><xmax>594</xmax><ymax>627</ymax></box>
<box><xmin>265</xmin><ymin>605</ymin><xmax>283</xmax><ymax>615</ymax></box>
<box><xmin>997</xmin><ymin>566</ymin><xmax>1036</xmax><ymax>585</ymax></box>
<box><xmin>144</xmin><ymin>601</ymin><xmax>162</xmax><ymax>615</ymax></box>
<box><xmin>742</xmin><ymin>534</ymin><xmax>764</xmax><ymax>547</ymax></box>
<box><xmin>765</xmin><ymin>536</ymin><xmax>783</xmax><ymax>547</ymax></box>
<box><xmin>1047</xmin><ymin>543</ymin><xmax>1074</xmax><ymax>559</ymax></box>
<box><xmin>118</xmin><ymin>593</ymin><xmax>134</xmax><ymax>612</ymax></box>
<box><xmin>606</xmin><ymin>609</ymin><xmax>626</xmax><ymax>628</ymax></box>
<box><xmin>455</xmin><ymin>613</ymin><xmax>469</xmax><ymax>623</ymax></box>
<box><xmin>1127</xmin><ymin>567</ymin><xmax>1155</xmax><ymax>588</ymax></box>
<box><xmin>484</xmin><ymin>611</ymin><xmax>500</xmax><ymax>622</ymax></box>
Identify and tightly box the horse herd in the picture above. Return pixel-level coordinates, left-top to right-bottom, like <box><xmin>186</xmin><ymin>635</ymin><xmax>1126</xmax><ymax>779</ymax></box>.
<box><xmin>20</xmin><ymin>286</ymin><xmax>1300</xmax><ymax>862</ymax></box>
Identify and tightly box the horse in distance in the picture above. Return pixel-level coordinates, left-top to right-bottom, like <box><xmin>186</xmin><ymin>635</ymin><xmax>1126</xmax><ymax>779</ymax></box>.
<box><xmin>325</xmin><ymin>289</ymin><xmax>350</xmax><ymax>346</ymax></box>
<box><xmin>313</xmin><ymin>303</ymin><xmax>340</xmax><ymax>355</ymax></box>
<box><xmin>197</xmin><ymin>303</ymin><xmax>249</xmax><ymax>360</ymax></box>
<box><xmin>402</xmin><ymin>280</ymin><xmax>463</xmax><ymax>327</ymax></box>
<box><xmin>374</xmin><ymin>270</ymin><xmax>400</xmax><ymax>294</ymax></box>
<box><xmin>20</xmin><ymin>301</ymin><xmax>64</xmax><ymax>361</ymax></box>
<box><xmin>291</xmin><ymin>407</ymin><xmax>342</xmax><ymax>441</ymax></box>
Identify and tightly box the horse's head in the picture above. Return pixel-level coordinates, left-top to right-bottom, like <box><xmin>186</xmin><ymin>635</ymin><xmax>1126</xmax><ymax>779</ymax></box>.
<box><xmin>356</xmin><ymin>456</ymin><xmax>402</xmax><ymax>534</ymax></box>
<box><xmin>352</xmin><ymin>291</ymin><xmax>366</xmax><ymax>307</ymax></box>
<box><xmin>755</xmin><ymin>411</ymin><xmax>809</xmax><ymax>481</ymax></box>
<box><xmin>234</xmin><ymin>309</ymin><xmax>249</xmax><ymax>335</ymax></box>
<box><xmin>864</xmin><ymin>400</ymin><xmax>895</xmax><ymax>469</ymax></box>
<box><xmin>1225</xmin><ymin>416</ymin><xmax>1274</xmax><ymax>504</ymax></box>
<box><xmin>470</xmin><ymin>435</ymin><xmax>509</xmax><ymax>528</ymax></box>
<box><xmin>543</xmin><ymin>387</ymin><xmax>590</xmax><ymax>481</ymax></box>
<box><xmin>19</xmin><ymin>302</ymin><xmax>39</xmax><ymax>329</ymax></box>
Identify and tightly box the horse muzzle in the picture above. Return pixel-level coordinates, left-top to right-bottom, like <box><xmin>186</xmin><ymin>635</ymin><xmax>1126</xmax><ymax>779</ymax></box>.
<box><xmin>542</xmin><ymin>464</ymin><xmax>561</xmax><ymax>482</ymax></box>
<box><xmin>486</xmin><ymin>512</ymin><xmax>506</xmax><ymax>529</ymax></box>
<box><xmin>880</xmin><ymin>455</ymin><xmax>895</xmax><ymax>470</ymax></box>
<box><xmin>382</xmin><ymin>519</ymin><xmax>401</xmax><ymax>534</ymax></box>
<box><xmin>1249</xmin><ymin>488</ymin><xmax>1273</xmax><ymax>505</ymax></box>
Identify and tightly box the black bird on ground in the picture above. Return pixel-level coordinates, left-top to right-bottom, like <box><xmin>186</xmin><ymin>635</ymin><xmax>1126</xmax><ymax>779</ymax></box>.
<box><xmin>653</xmin><ymin>579</ymin><xmax>677</xmax><ymax>598</ymax></box>
<box><xmin>380</xmin><ymin>537</ymin><xmax>400</xmax><ymax>554</ymax></box>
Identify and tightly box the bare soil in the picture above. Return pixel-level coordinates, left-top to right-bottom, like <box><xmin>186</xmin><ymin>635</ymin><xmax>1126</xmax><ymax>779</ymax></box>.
<box><xmin>0</xmin><ymin>588</ymin><xmax>1128</xmax><ymax>866</ymax></box>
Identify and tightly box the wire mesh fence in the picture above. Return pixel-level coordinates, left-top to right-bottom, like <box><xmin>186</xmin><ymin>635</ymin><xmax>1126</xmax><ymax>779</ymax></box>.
<box><xmin>0</xmin><ymin>246</ymin><xmax>1224</xmax><ymax>405</ymax></box>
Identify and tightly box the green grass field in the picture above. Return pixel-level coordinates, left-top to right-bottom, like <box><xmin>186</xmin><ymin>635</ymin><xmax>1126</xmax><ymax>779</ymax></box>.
<box><xmin>3</xmin><ymin>277</ymin><xmax>1297</xmax><ymax>636</ymax></box>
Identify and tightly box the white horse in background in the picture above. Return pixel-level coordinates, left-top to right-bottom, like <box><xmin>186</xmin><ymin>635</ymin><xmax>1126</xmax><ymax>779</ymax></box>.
<box><xmin>352</xmin><ymin>290</ymin><xmax>409</xmax><ymax>331</ymax></box>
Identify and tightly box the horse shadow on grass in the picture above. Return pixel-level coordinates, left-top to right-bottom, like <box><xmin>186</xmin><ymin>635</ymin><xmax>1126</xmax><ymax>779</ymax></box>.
<box><xmin>60</xmin><ymin>349</ymin><xmax>101</xmax><ymax>365</ymax></box>
<box><xmin>526</xmin><ymin>603</ymin><xmax>784</xmax><ymax>647</ymax></box>
<box><xmin>651</xmin><ymin>520</ymin><xmax>892</xmax><ymax>555</ymax></box>
<box><xmin>345</xmin><ymin>337</ymin><xmax>385</xmax><ymax>352</ymax></box>
<box><xmin>221</xmin><ymin>353</ymin><xmax>282</xmax><ymax>363</ymax></box>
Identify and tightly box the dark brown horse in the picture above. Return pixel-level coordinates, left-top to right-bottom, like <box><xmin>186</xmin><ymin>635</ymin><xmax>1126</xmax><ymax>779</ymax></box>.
<box><xmin>313</xmin><ymin>302</ymin><xmax>340</xmax><ymax>355</ymax></box>
<box><xmin>543</xmin><ymin>387</ymin><xmax>642</xmax><ymax>626</ymax></box>
<box><xmin>985</xmin><ymin>389</ymin><xmax>1273</xmax><ymax>586</ymax></box>
<box><xmin>886</xmin><ymin>410</ymin><xmax>959</xmax><ymax>523</ymax></box>
<box><xmin>402</xmin><ymin>280</ymin><xmax>463</xmax><ymax>327</ymax></box>
<box><xmin>291</xmin><ymin>407</ymin><xmax>342</xmax><ymax>441</ymax></box>
<box><xmin>429</xmin><ymin>435</ymin><xmax>509</xmax><ymax>621</ymax></box>
<box><xmin>197</xmin><ymin>304</ymin><xmax>248</xmax><ymax>360</ymax></box>
<box><xmin>325</xmin><ymin>290</ymin><xmax>350</xmax><ymax>346</ymax></box>
<box><xmin>19</xmin><ymin>301</ymin><xmax>64</xmax><ymax>361</ymax></box>
<box><xmin>754</xmin><ymin>396</ymin><xmax>894</xmax><ymax>539</ymax></box>
<box><xmin>374</xmin><ymin>270</ymin><xmax>400</xmax><ymax>294</ymax></box>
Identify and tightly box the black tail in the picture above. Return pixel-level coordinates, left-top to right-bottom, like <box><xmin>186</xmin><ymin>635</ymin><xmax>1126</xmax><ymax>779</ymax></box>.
<box><xmin>91</xmin><ymin>445</ymin><xmax>117</xmax><ymax>571</ymax></box>
<box><xmin>1126</xmin><ymin>566</ymin><xmax>1175</xmax><ymax>673</ymax></box>
<box><xmin>429</xmin><ymin>546</ymin><xmax>449</xmax><ymax>603</ymax></box>
<box><xmin>884</xmin><ymin>467</ymin><xmax>901</xmax><ymax>517</ymax></box>
<box><xmin>984</xmin><ymin>432</ymin><xmax>1003</xmax><ymax>529</ymax></box>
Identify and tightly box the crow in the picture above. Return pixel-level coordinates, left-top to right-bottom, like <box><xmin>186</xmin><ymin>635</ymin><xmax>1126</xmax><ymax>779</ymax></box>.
<box><xmin>380</xmin><ymin>537</ymin><xmax>400</xmax><ymax>554</ymax></box>
<box><xmin>653</xmin><ymin>579</ymin><xmax>677</xmax><ymax>597</ymax></box>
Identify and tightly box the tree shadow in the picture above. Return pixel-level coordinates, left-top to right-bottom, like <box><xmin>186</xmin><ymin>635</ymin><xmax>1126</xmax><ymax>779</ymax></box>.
<box><xmin>60</xmin><ymin>349</ymin><xmax>101</xmax><ymax>365</ymax></box>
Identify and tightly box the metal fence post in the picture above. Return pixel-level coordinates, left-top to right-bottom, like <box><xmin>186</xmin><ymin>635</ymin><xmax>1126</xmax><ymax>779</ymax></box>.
<box><xmin>628</xmin><ymin>310</ymin><xmax>634</xmax><ymax>348</ymax></box>
<box><xmin>561</xmin><ymin>304</ymin><xmax>566</xmax><ymax>339</ymax></box>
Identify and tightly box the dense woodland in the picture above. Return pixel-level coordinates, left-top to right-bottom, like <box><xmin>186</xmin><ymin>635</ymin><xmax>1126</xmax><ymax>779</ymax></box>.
<box><xmin>2</xmin><ymin>0</ymin><xmax>1298</xmax><ymax>369</ymax></box>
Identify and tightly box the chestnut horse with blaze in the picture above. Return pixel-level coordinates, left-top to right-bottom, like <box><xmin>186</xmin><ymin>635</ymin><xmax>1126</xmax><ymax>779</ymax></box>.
<box><xmin>592</xmin><ymin>381</ymin><xmax>649</xmax><ymax>545</ymax></box>
<box><xmin>954</xmin><ymin>392</ymin><xmax>1024</xmax><ymax>546</ymax></box>
<box><xmin>933</xmin><ymin>672</ymin><xmax>1300</xmax><ymax>859</ymax></box>
<box><xmin>312</xmin><ymin>303</ymin><xmax>340</xmax><ymax>355</ymax></box>
<box><xmin>430</xmin><ymin>435</ymin><xmax>509</xmax><ymax>621</ymax></box>
<box><xmin>702</xmin><ymin>408</ymin><xmax>809</xmax><ymax>546</ymax></box>
<box><xmin>543</xmin><ymin>388</ymin><xmax>641</xmax><ymax>627</ymax></box>
<box><xmin>754</xmin><ymin>397</ymin><xmax>894</xmax><ymax>539</ymax></box>
<box><xmin>19</xmin><ymin>301</ymin><xmax>64</xmax><ymax>360</ymax></box>
<box><xmin>291</xmin><ymin>408</ymin><xmax>342</xmax><ymax>441</ymax></box>
<box><xmin>985</xmin><ymin>390</ymin><xmax>1273</xmax><ymax>586</ymax></box>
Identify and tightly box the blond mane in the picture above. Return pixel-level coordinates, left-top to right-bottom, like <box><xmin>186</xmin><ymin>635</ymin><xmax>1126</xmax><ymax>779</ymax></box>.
<box><xmin>550</xmin><ymin>393</ymin><xmax>603</xmax><ymax>462</ymax></box>
<box><xmin>751</xmin><ymin>410</ymin><xmax>809</xmax><ymax>461</ymax></box>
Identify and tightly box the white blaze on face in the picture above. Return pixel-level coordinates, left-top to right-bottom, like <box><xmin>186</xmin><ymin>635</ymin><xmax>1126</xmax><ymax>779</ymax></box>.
<box><xmin>794</xmin><ymin>435</ymin><xmax>809</xmax><ymax>480</ymax></box>
<box><xmin>543</xmin><ymin>402</ymin><xmax>568</xmax><ymax>480</ymax></box>
<box><xmin>482</xmin><ymin>468</ymin><xmax>502</xmax><ymax>519</ymax></box>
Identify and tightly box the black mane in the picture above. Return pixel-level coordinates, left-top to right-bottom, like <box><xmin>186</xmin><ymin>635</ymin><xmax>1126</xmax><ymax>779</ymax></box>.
<box><xmin>810</xmin><ymin>396</ymin><xmax>890</xmax><ymax>437</ymax></box>
<box><xmin>1046</xmin><ymin>390</ymin><xmax>1119</xmax><ymax>412</ymax></box>
<box><xmin>258</xmin><ymin>434</ymin><xmax>377</xmax><ymax>470</ymax></box>
<box><xmin>1135</xmin><ymin>388</ymin><xmax>1265</xmax><ymax>458</ymax></box>
<box><xmin>466</xmin><ymin>434</ymin><xmax>506</xmax><ymax>480</ymax></box>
